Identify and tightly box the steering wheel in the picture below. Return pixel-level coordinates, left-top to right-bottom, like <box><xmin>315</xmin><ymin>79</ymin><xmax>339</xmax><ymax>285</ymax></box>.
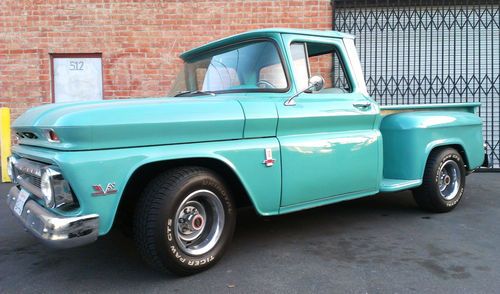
<box><xmin>256</xmin><ymin>80</ymin><xmax>276</xmax><ymax>89</ymax></box>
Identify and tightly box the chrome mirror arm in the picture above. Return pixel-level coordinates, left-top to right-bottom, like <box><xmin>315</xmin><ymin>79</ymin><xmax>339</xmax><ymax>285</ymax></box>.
<box><xmin>284</xmin><ymin>75</ymin><xmax>325</xmax><ymax>106</ymax></box>
<box><xmin>284</xmin><ymin>89</ymin><xmax>307</xmax><ymax>106</ymax></box>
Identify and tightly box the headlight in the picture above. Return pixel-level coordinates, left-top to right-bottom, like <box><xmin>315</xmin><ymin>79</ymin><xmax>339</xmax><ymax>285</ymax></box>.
<box><xmin>7</xmin><ymin>156</ymin><xmax>17</xmax><ymax>182</ymax></box>
<box><xmin>40</xmin><ymin>168</ymin><xmax>58</xmax><ymax>208</ymax></box>
<box><xmin>40</xmin><ymin>167</ymin><xmax>75</xmax><ymax>209</ymax></box>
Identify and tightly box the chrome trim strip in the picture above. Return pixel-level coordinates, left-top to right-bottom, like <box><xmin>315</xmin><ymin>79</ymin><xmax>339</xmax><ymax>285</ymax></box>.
<box><xmin>13</xmin><ymin>158</ymin><xmax>44</xmax><ymax>177</ymax></box>
<box><xmin>6</xmin><ymin>186</ymin><xmax>99</xmax><ymax>249</ymax></box>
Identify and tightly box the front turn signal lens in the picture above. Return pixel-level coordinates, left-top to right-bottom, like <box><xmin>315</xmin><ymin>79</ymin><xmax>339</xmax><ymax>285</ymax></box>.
<box><xmin>44</xmin><ymin>129</ymin><xmax>60</xmax><ymax>143</ymax></box>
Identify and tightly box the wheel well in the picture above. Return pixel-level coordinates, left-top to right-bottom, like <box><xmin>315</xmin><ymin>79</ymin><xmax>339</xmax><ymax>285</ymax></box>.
<box><xmin>428</xmin><ymin>144</ymin><xmax>469</xmax><ymax>169</ymax></box>
<box><xmin>115</xmin><ymin>158</ymin><xmax>253</xmax><ymax>230</ymax></box>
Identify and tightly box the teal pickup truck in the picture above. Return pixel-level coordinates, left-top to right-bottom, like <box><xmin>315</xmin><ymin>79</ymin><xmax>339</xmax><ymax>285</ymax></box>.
<box><xmin>6</xmin><ymin>28</ymin><xmax>486</xmax><ymax>275</ymax></box>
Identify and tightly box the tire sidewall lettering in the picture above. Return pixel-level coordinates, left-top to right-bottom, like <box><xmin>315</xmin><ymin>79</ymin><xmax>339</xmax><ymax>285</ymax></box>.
<box><xmin>165</xmin><ymin>178</ymin><xmax>232</xmax><ymax>268</ymax></box>
<box><xmin>166</xmin><ymin>214</ymin><xmax>217</xmax><ymax>268</ymax></box>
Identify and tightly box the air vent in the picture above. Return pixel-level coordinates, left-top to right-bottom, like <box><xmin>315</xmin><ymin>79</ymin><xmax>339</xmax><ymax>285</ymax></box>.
<box><xmin>22</xmin><ymin>132</ymin><xmax>38</xmax><ymax>139</ymax></box>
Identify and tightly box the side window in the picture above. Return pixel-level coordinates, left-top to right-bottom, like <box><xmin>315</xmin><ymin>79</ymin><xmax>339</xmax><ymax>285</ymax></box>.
<box><xmin>195</xmin><ymin>68</ymin><xmax>207</xmax><ymax>90</ymax></box>
<box><xmin>308</xmin><ymin>49</ymin><xmax>350</xmax><ymax>93</ymax></box>
<box><xmin>331</xmin><ymin>51</ymin><xmax>350</xmax><ymax>91</ymax></box>
<box><xmin>290</xmin><ymin>42</ymin><xmax>352</xmax><ymax>94</ymax></box>
<box><xmin>290</xmin><ymin>43</ymin><xmax>309</xmax><ymax>90</ymax></box>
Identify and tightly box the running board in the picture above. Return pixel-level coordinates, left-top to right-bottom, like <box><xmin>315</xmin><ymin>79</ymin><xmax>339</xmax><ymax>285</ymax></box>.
<box><xmin>380</xmin><ymin>178</ymin><xmax>422</xmax><ymax>192</ymax></box>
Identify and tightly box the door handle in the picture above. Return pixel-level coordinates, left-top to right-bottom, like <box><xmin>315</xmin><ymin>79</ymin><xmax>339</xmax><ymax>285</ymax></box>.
<box><xmin>352</xmin><ymin>102</ymin><xmax>371</xmax><ymax>110</ymax></box>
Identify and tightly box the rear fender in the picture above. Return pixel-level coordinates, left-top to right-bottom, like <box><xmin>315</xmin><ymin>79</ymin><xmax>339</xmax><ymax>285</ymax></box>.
<box><xmin>380</xmin><ymin>111</ymin><xmax>483</xmax><ymax>180</ymax></box>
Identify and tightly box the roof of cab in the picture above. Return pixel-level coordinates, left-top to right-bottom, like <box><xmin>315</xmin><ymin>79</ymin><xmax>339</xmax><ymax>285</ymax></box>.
<box><xmin>180</xmin><ymin>28</ymin><xmax>354</xmax><ymax>61</ymax></box>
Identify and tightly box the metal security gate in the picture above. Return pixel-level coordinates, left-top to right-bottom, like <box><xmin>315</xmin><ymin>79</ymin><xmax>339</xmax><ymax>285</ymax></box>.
<box><xmin>333</xmin><ymin>0</ymin><xmax>500</xmax><ymax>169</ymax></box>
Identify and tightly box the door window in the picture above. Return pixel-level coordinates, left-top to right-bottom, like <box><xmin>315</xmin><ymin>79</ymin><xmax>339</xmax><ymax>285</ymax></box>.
<box><xmin>290</xmin><ymin>42</ymin><xmax>352</xmax><ymax>94</ymax></box>
<box><xmin>290</xmin><ymin>43</ymin><xmax>309</xmax><ymax>90</ymax></box>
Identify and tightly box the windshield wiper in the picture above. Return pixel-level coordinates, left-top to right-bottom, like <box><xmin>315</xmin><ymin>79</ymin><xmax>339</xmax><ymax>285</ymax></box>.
<box><xmin>174</xmin><ymin>90</ymin><xmax>216</xmax><ymax>97</ymax></box>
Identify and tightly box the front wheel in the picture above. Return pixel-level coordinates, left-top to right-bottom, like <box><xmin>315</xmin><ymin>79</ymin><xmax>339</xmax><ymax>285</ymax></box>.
<box><xmin>413</xmin><ymin>148</ymin><xmax>466</xmax><ymax>213</ymax></box>
<box><xmin>133</xmin><ymin>167</ymin><xmax>236</xmax><ymax>275</ymax></box>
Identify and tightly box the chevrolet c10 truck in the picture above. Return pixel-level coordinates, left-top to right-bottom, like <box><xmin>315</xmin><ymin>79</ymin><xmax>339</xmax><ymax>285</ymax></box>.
<box><xmin>6</xmin><ymin>28</ymin><xmax>486</xmax><ymax>275</ymax></box>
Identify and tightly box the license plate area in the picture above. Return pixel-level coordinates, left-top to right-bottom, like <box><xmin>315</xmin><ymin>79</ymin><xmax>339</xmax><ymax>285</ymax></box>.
<box><xmin>14</xmin><ymin>189</ymin><xmax>30</xmax><ymax>216</ymax></box>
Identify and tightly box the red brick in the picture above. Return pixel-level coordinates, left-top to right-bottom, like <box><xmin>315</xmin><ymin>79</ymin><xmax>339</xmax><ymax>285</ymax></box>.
<box><xmin>0</xmin><ymin>0</ymin><xmax>332</xmax><ymax>122</ymax></box>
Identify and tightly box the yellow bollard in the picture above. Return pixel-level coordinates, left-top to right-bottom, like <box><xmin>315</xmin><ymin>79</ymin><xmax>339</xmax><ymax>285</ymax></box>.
<box><xmin>0</xmin><ymin>108</ymin><xmax>11</xmax><ymax>182</ymax></box>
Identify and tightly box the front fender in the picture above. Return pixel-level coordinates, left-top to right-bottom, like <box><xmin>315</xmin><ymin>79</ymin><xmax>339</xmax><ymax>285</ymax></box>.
<box><xmin>13</xmin><ymin>138</ymin><xmax>282</xmax><ymax>235</ymax></box>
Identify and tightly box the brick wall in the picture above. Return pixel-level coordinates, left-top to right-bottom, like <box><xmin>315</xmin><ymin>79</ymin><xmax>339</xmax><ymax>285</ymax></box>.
<box><xmin>0</xmin><ymin>0</ymin><xmax>333</xmax><ymax>121</ymax></box>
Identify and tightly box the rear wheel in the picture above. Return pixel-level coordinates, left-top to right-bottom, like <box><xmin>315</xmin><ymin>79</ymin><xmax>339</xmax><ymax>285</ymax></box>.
<box><xmin>413</xmin><ymin>148</ymin><xmax>466</xmax><ymax>213</ymax></box>
<box><xmin>133</xmin><ymin>167</ymin><xmax>236</xmax><ymax>275</ymax></box>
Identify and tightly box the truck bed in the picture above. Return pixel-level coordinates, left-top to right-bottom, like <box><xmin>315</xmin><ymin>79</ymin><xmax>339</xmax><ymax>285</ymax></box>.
<box><xmin>380</xmin><ymin>102</ymin><xmax>480</xmax><ymax>116</ymax></box>
<box><xmin>378</xmin><ymin>102</ymin><xmax>483</xmax><ymax>191</ymax></box>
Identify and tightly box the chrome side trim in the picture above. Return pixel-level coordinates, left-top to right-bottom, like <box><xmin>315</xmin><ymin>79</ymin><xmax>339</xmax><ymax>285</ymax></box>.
<box><xmin>6</xmin><ymin>186</ymin><xmax>99</xmax><ymax>249</ymax></box>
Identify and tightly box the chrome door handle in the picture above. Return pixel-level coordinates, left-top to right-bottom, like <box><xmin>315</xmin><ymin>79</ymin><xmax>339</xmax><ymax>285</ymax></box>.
<box><xmin>352</xmin><ymin>102</ymin><xmax>371</xmax><ymax>109</ymax></box>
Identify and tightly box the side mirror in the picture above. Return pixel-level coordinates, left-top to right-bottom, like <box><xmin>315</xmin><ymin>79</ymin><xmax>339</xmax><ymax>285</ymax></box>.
<box><xmin>284</xmin><ymin>75</ymin><xmax>325</xmax><ymax>106</ymax></box>
<box><xmin>308</xmin><ymin>75</ymin><xmax>325</xmax><ymax>92</ymax></box>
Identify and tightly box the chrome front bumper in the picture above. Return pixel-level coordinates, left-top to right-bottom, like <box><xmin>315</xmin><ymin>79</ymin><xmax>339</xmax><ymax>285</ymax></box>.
<box><xmin>6</xmin><ymin>186</ymin><xmax>99</xmax><ymax>248</ymax></box>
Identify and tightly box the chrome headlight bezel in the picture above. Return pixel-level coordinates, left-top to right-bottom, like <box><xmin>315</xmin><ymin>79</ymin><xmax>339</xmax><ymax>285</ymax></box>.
<box><xmin>40</xmin><ymin>167</ymin><xmax>60</xmax><ymax>208</ymax></box>
<box><xmin>40</xmin><ymin>166</ymin><xmax>76</xmax><ymax>209</ymax></box>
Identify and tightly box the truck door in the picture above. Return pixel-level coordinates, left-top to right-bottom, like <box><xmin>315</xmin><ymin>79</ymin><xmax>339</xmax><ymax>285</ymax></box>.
<box><xmin>277</xmin><ymin>38</ymin><xmax>381</xmax><ymax>208</ymax></box>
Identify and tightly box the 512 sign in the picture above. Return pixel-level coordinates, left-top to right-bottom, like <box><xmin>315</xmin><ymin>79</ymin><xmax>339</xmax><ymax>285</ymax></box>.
<box><xmin>52</xmin><ymin>54</ymin><xmax>103</xmax><ymax>103</ymax></box>
<box><xmin>69</xmin><ymin>61</ymin><xmax>84</xmax><ymax>71</ymax></box>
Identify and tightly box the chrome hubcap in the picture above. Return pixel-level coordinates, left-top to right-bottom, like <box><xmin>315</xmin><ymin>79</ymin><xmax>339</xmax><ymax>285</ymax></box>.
<box><xmin>438</xmin><ymin>160</ymin><xmax>461</xmax><ymax>200</ymax></box>
<box><xmin>174</xmin><ymin>190</ymin><xmax>224</xmax><ymax>256</ymax></box>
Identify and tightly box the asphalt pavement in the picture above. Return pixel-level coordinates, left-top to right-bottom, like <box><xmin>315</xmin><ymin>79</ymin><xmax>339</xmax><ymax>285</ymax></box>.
<box><xmin>0</xmin><ymin>173</ymin><xmax>499</xmax><ymax>294</ymax></box>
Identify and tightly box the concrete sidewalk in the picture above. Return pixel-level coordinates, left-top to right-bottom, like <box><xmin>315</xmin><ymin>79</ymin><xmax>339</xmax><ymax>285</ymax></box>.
<box><xmin>1</xmin><ymin>173</ymin><xmax>499</xmax><ymax>293</ymax></box>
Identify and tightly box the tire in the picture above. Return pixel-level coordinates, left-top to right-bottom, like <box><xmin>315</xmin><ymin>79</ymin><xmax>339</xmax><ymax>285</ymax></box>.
<box><xmin>413</xmin><ymin>148</ymin><xmax>466</xmax><ymax>213</ymax></box>
<box><xmin>133</xmin><ymin>167</ymin><xmax>236</xmax><ymax>275</ymax></box>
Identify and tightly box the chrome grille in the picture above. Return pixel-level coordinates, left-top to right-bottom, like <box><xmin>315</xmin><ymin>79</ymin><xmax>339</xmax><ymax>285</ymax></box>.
<box><xmin>12</xmin><ymin>158</ymin><xmax>46</xmax><ymax>199</ymax></box>
<box><xmin>14</xmin><ymin>166</ymin><xmax>41</xmax><ymax>189</ymax></box>
<box><xmin>12</xmin><ymin>157</ymin><xmax>76</xmax><ymax>209</ymax></box>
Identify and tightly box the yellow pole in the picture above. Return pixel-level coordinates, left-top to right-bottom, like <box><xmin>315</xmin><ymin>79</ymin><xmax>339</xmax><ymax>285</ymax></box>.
<box><xmin>0</xmin><ymin>107</ymin><xmax>11</xmax><ymax>182</ymax></box>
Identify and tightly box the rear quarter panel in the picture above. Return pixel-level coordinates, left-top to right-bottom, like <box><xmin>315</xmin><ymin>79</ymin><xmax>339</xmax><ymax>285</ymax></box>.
<box><xmin>380</xmin><ymin>111</ymin><xmax>483</xmax><ymax>180</ymax></box>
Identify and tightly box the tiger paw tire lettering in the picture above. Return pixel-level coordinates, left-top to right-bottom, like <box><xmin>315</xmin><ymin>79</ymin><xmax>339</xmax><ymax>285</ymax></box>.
<box><xmin>133</xmin><ymin>167</ymin><xmax>236</xmax><ymax>275</ymax></box>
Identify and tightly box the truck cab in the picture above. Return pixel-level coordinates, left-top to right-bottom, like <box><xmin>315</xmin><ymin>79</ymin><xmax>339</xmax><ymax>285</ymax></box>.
<box><xmin>5</xmin><ymin>28</ymin><xmax>485</xmax><ymax>275</ymax></box>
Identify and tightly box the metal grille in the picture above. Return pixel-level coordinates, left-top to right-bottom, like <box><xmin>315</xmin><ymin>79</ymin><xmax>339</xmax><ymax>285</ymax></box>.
<box><xmin>14</xmin><ymin>166</ymin><xmax>42</xmax><ymax>189</ymax></box>
<box><xmin>333</xmin><ymin>0</ymin><xmax>500</xmax><ymax>168</ymax></box>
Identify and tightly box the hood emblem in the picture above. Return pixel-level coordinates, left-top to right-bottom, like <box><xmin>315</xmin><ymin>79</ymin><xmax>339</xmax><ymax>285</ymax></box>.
<box><xmin>262</xmin><ymin>148</ymin><xmax>275</xmax><ymax>167</ymax></box>
<box><xmin>92</xmin><ymin>183</ymin><xmax>118</xmax><ymax>196</ymax></box>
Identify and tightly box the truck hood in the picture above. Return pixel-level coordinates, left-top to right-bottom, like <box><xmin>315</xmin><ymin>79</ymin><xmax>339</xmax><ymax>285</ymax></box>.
<box><xmin>12</xmin><ymin>97</ymin><xmax>245</xmax><ymax>151</ymax></box>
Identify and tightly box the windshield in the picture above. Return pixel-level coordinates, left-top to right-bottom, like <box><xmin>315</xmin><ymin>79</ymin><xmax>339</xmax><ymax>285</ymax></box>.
<box><xmin>169</xmin><ymin>41</ymin><xmax>288</xmax><ymax>96</ymax></box>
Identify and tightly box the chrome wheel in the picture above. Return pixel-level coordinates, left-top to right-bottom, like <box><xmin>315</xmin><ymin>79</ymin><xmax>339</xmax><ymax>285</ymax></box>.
<box><xmin>173</xmin><ymin>189</ymin><xmax>225</xmax><ymax>256</ymax></box>
<box><xmin>438</xmin><ymin>160</ymin><xmax>461</xmax><ymax>200</ymax></box>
